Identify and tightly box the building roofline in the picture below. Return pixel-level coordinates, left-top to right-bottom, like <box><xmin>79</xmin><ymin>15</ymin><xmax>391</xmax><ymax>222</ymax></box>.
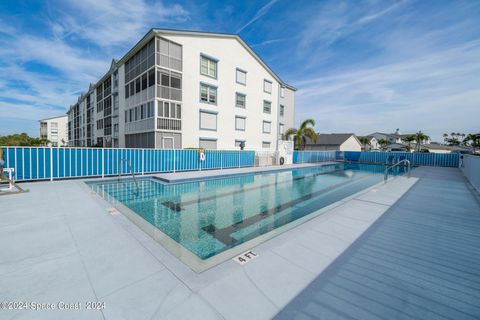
<box><xmin>38</xmin><ymin>114</ymin><xmax>68</xmax><ymax>122</ymax></box>
<box><xmin>154</xmin><ymin>28</ymin><xmax>297</xmax><ymax>90</ymax></box>
<box><xmin>108</xmin><ymin>28</ymin><xmax>296</xmax><ymax>91</ymax></box>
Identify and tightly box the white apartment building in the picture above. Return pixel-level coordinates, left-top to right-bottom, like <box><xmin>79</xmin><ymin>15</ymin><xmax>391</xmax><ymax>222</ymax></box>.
<box><xmin>67</xmin><ymin>29</ymin><xmax>296</xmax><ymax>150</ymax></box>
<box><xmin>39</xmin><ymin>115</ymin><xmax>68</xmax><ymax>147</ymax></box>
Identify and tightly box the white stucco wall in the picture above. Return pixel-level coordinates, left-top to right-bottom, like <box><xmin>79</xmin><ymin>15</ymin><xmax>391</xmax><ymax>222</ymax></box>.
<box><xmin>39</xmin><ymin>115</ymin><xmax>68</xmax><ymax>147</ymax></box>
<box><xmin>339</xmin><ymin>136</ymin><xmax>362</xmax><ymax>151</ymax></box>
<box><xmin>161</xmin><ymin>34</ymin><xmax>291</xmax><ymax>151</ymax></box>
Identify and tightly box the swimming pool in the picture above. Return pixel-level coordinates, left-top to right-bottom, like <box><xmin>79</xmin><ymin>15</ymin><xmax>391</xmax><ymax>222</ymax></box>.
<box><xmin>88</xmin><ymin>163</ymin><xmax>406</xmax><ymax>269</ymax></box>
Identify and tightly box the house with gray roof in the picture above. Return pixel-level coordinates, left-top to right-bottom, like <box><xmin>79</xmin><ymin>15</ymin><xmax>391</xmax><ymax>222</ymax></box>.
<box><xmin>304</xmin><ymin>133</ymin><xmax>362</xmax><ymax>151</ymax></box>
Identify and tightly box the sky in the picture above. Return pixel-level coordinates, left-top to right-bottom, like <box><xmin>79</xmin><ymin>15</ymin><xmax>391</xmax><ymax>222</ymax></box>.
<box><xmin>0</xmin><ymin>0</ymin><xmax>479</xmax><ymax>142</ymax></box>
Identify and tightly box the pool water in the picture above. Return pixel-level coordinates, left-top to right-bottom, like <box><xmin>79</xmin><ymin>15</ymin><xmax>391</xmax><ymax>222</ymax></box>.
<box><xmin>88</xmin><ymin>163</ymin><xmax>406</xmax><ymax>260</ymax></box>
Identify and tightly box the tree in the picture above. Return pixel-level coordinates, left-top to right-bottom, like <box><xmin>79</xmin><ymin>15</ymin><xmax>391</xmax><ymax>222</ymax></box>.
<box><xmin>463</xmin><ymin>133</ymin><xmax>480</xmax><ymax>154</ymax></box>
<box><xmin>443</xmin><ymin>132</ymin><xmax>465</xmax><ymax>146</ymax></box>
<box><xmin>284</xmin><ymin>119</ymin><xmax>317</xmax><ymax>150</ymax></box>
<box><xmin>0</xmin><ymin>133</ymin><xmax>49</xmax><ymax>146</ymax></box>
<box><xmin>358</xmin><ymin>137</ymin><xmax>371</xmax><ymax>151</ymax></box>
<box><xmin>402</xmin><ymin>135</ymin><xmax>415</xmax><ymax>152</ymax></box>
<box><xmin>378</xmin><ymin>139</ymin><xmax>390</xmax><ymax>149</ymax></box>
<box><xmin>414</xmin><ymin>131</ymin><xmax>430</xmax><ymax>152</ymax></box>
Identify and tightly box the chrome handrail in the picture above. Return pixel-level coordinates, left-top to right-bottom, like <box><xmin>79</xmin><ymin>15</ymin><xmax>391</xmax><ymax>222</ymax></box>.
<box><xmin>384</xmin><ymin>159</ymin><xmax>411</xmax><ymax>182</ymax></box>
<box><xmin>119</xmin><ymin>159</ymin><xmax>139</xmax><ymax>195</ymax></box>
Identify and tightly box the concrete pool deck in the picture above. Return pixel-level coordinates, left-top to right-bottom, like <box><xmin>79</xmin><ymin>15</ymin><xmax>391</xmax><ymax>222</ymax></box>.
<box><xmin>0</xmin><ymin>165</ymin><xmax>455</xmax><ymax>320</ymax></box>
<box><xmin>276</xmin><ymin>166</ymin><xmax>480</xmax><ymax>320</ymax></box>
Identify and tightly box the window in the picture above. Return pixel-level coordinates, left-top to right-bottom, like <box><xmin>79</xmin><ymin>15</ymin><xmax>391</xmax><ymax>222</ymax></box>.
<box><xmin>200</xmin><ymin>83</ymin><xmax>217</xmax><ymax>104</ymax></box>
<box><xmin>236</xmin><ymin>93</ymin><xmax>246</xmax><ymax>108</ymax></box>
<box><xmin>170</xmin><ymin>75</ymin><xmax>181</xmax><ymax>89</ymax></box>
<box><xmin>135</xmin><ymin>78</ymin><xmax>140</xmax><ymax>93</ymax></box>
<box><xmin>264</xmin><ymin>80</ymin><xmax>272</xmax><ymax>94</ymax></box>
<box><xmin>164</xmin><ymin>102</ymin><xmax>169</xmax><ymax>118</ymax></box>
<box><xmin>200</xmin><ymin>55</ymin><xmax>217</xmax><ymax>78</ymax></box>
<box><xmin>280</xmin><ymin>86</ymin><xmax>285</xmax><ymax>98</ymax></box>
<box><xmin>236</xmin><ymin>68</ymin><xmax>246</xmax><ymax>85</ymax></box>
<box><xmin>130</xmin><ymin>82</ymin><xmax>134</xmax><ymax>96</ymax></box>
<box><xmin>158</xmin><ymin>101</ymin><xmax>163</xmax><ymax>117</ymax></box>
<box><xmin>235</xmin><ymin>116</ymin><xmax>246</xmax><ymax>131</ymax></box>
<box><xmin>235</xmin><ymin>140</ymin><xmax>246</xmax><ymax>147</ymax></box>
<box><xmin>148</xmin><ymin>69</ymin><xmax>155</xmax><ymax>87</ymax></box>
<box><xmin>279</xmin><ymin>123</ymin><xmax>284</xmax><ymax>135</ymax></box>
<box><xmin>199</xmin><ymin>110</ymin><xmax>217</xmax><ymax>131</ymax></box>
<box><xmin>280</xmin><ymin>105</ymin><xmax>284</xmax><ymax>116</ymax></box>
<box><xmin>97</xmin><ymin>119</ymin><xmax>103</xmax><ymax>129</ymax></box>
<box><xmin>176</xmin><ymin>104</ymin><xmax>181</xmax><ymax>119</ymax></box>
<box><xmin>199</xmin><ymin>138</ymin><xmax>217</xmax><ymax>150</ymax></box>
<box><xmin>262</xmin><ymin>141</ymin><xmax>271</xmax><ymax>149</ymax></box>
<box><xmin>263</xmin><ymin>121</ymin><xmax>271</xmax><ymax>133</ymax></box>
<box><xmin>141</xmin><ymin>73</ymin><xmax>147</xmax><ymax>90</ymax></box>
<box><xmin>263</xmin><ymin>100</ymin><xmax>271</xmax><ymax>114</ymax></box>
<box><xmin>125</xmin><ymin>85</ymin><xmax>130</xmax><ymax>98</ymax></box>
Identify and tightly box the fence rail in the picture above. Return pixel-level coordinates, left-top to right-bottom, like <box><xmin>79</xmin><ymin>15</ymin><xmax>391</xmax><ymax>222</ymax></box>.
<box><xmin>292</xmin><ymin>151</ymin><xmax>337</xmax><ymax>163</ymax></box>
<box><xmin>292</xmin><ymin>151</ymin><xmax>459</xmax><ymax>167</ymax></box>
<box><xmin>461</xmin><ymin>154</ymin><xmax>480</xmax><ymax>193</ymax></box>
<box><xmin>1</xmin><ymin>147</ymin><xmax>255</xmax><ymax>182</ymax></box>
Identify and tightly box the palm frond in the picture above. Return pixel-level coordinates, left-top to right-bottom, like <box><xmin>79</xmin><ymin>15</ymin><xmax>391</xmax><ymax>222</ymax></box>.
<box><xmin>284</xmin><ymin>128</ymin><xmax>297</xmax><ymax>140</ymax></box>
<box><xmin>299</xmin><ymin>119</ymin><xmax>315</xmax><ymax>130</ymax></box>
<box><xmin>303</xmin><ymin>128</ymin><xmax>317</xmax><ymax>143</ymax></box>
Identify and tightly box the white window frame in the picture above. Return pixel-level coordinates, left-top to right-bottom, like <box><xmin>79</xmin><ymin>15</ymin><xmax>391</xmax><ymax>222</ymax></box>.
<box><xmin>263</xmin><ymin>100</ymin><xmax>271</xmax><ymax>114</ymax></box>
<box><xmin>236</xmin><ymin>92</ymin><xmax>246</xmax><ymax>108</ymax></box>
<box><xmin>263</xmin><ymin>120</ymin><xmax>271</xmax><ymax>134</ymax></box>
<box><xmin>236</xmin><ymin>68</ymin><xmax>247</xmax><ymax>85</ymax></box>
<box><xmin>264</xmin><ymin>79</ymin><xmax>272</xmax><ymax>94</ymax></box>
<box><xmin>200</xmin><ymin>83</ymin><xmax>217</xmax><ymax>105</ymax></box>
<box><xmin>199</xmin><ymin>110</ymin><xmax>218</xmax><ymax>131</ymax></box>
<box><xmin>235</xmin><ymin>116</ymin><xmax>246</xmax><ymax>131</ymax></box>
<box><xmin>200</xmin><ymin>54</ymin><xmax>218</xmax><ymax>79</ymax></box>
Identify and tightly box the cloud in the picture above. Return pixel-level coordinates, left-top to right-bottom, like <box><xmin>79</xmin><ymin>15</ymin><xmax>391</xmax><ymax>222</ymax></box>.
<box><xmin>251</xmin><ymin>38</ymin><xmax>287</xmax><ymax>48</ymax></box>
<box><xmin>294</xmin><ymin>39</ymin><xmax>480</xmax><ymax>140</ymax></box>
<box><xmin>236</xmin><ymin>0</ymin><xmax>279</xmax><ymax>33</ymax></box>
<box><xmin>0</xmin><ymin>0</ymin><xmax>190</xmax><ymax>136</ymax></box>
<box><xmin>51</xmin><ymin>0</ymin><xmax>189</xmax><ymax>47</ymax></box>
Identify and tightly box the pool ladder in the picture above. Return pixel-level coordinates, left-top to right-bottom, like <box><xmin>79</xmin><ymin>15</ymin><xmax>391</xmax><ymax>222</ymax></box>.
<box><xmin>384</xmin><ymin>159</ymin><xmax>411</xmax><ymax>183</ymax></box>
<box><xmin>119</xmin><ymin>159</ymin><xmax>139</xmax><ymax>195</ymax></box>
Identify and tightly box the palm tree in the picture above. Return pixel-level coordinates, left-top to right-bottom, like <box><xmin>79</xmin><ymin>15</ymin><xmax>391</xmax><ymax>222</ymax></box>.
<box><xmin>414</xmin><ymin>131</ymin><xmax>430</xmax><ymax>152</ymax></box>
<box><xmin>358</xmin><ymin>137</ymin><xmax>371</xmax><ymax>151</ymax></box>
<box><xmin>284</xmin><ymin>119</ymin><xmax>317</xmax><ymax>150</ymax></box>
<box><xmin>464</xmin><ymin>133</ymin><xmax>480</xmax><ymax>153</ymax></box>
<box><xmin>402</xmin><ymin>135</ymin><xmax>415</xmax><ymax>152</ymax></box>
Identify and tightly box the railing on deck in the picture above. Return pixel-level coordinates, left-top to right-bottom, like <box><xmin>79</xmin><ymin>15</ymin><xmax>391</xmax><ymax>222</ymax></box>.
<box><xmin>1</xmin><ymin>147</ymin><xmax>255</xmax><ymax>182</ymax></box>
<box><xmin>293</xmin><ymin>150</ymin><xmax>459</xmax><ymax>167</ymax></box>
<box><xmin>461</xmin><ymin>154</ymin><xmax>480</xmax><ymax>193</ymax></box>
<box><xmin>292</xmin><ymin>151</ymin><xmax>337</xmax><ymax>163</ymax></box>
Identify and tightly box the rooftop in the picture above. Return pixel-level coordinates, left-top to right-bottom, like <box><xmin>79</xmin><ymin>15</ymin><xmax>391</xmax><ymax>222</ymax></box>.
<box><xmin>305</xmin><ymin>133</ymin><xmax>356</xmax><ymax>146</ymax></box>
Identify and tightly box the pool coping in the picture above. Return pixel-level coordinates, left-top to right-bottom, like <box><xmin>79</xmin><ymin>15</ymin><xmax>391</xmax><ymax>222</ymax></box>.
<box><xmin>82</xmin><ymin>163</ymin><xmax>415</xmax><ymax>273</ymax></box>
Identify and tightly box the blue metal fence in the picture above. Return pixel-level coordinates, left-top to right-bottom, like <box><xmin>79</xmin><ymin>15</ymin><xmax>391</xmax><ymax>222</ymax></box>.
<box><xmin>292</xmin><ymin>151</ymin><xmax>459</xmax><ymax>167</ymax></box>
<box><xmin>1</xmin><ymin>147</ymin><xmax>255</xmax><ymax>181</ymax></box>
<box><xmin>292</xmin><ymin>151</ymin><xmax>337</xmax><ymax>163</ymax></box>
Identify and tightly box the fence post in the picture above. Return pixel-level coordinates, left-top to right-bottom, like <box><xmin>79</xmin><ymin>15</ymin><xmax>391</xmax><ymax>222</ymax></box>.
<box><xmin>173</xmin><ymin>150</ymin><xmax>176</xmax><ymax>173</ymax></box>
<box><xmin>142</xmin><ymin>149</ymin><xmax>145</xmax><ymax>175</ymax></box>
<box><xmin>50</xmin><ymin>147</ymin><xmax>53</xmax><ymax>181</ymax></box>
<box><xmin>101</xmin><ymin>148</ymin><xmax>105</xmax><ymax>178</ymax></box>
<box><xmin>238</xmin><ymin>150</ymin><xmax>241</xmax><ymax>168</ymax></box>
